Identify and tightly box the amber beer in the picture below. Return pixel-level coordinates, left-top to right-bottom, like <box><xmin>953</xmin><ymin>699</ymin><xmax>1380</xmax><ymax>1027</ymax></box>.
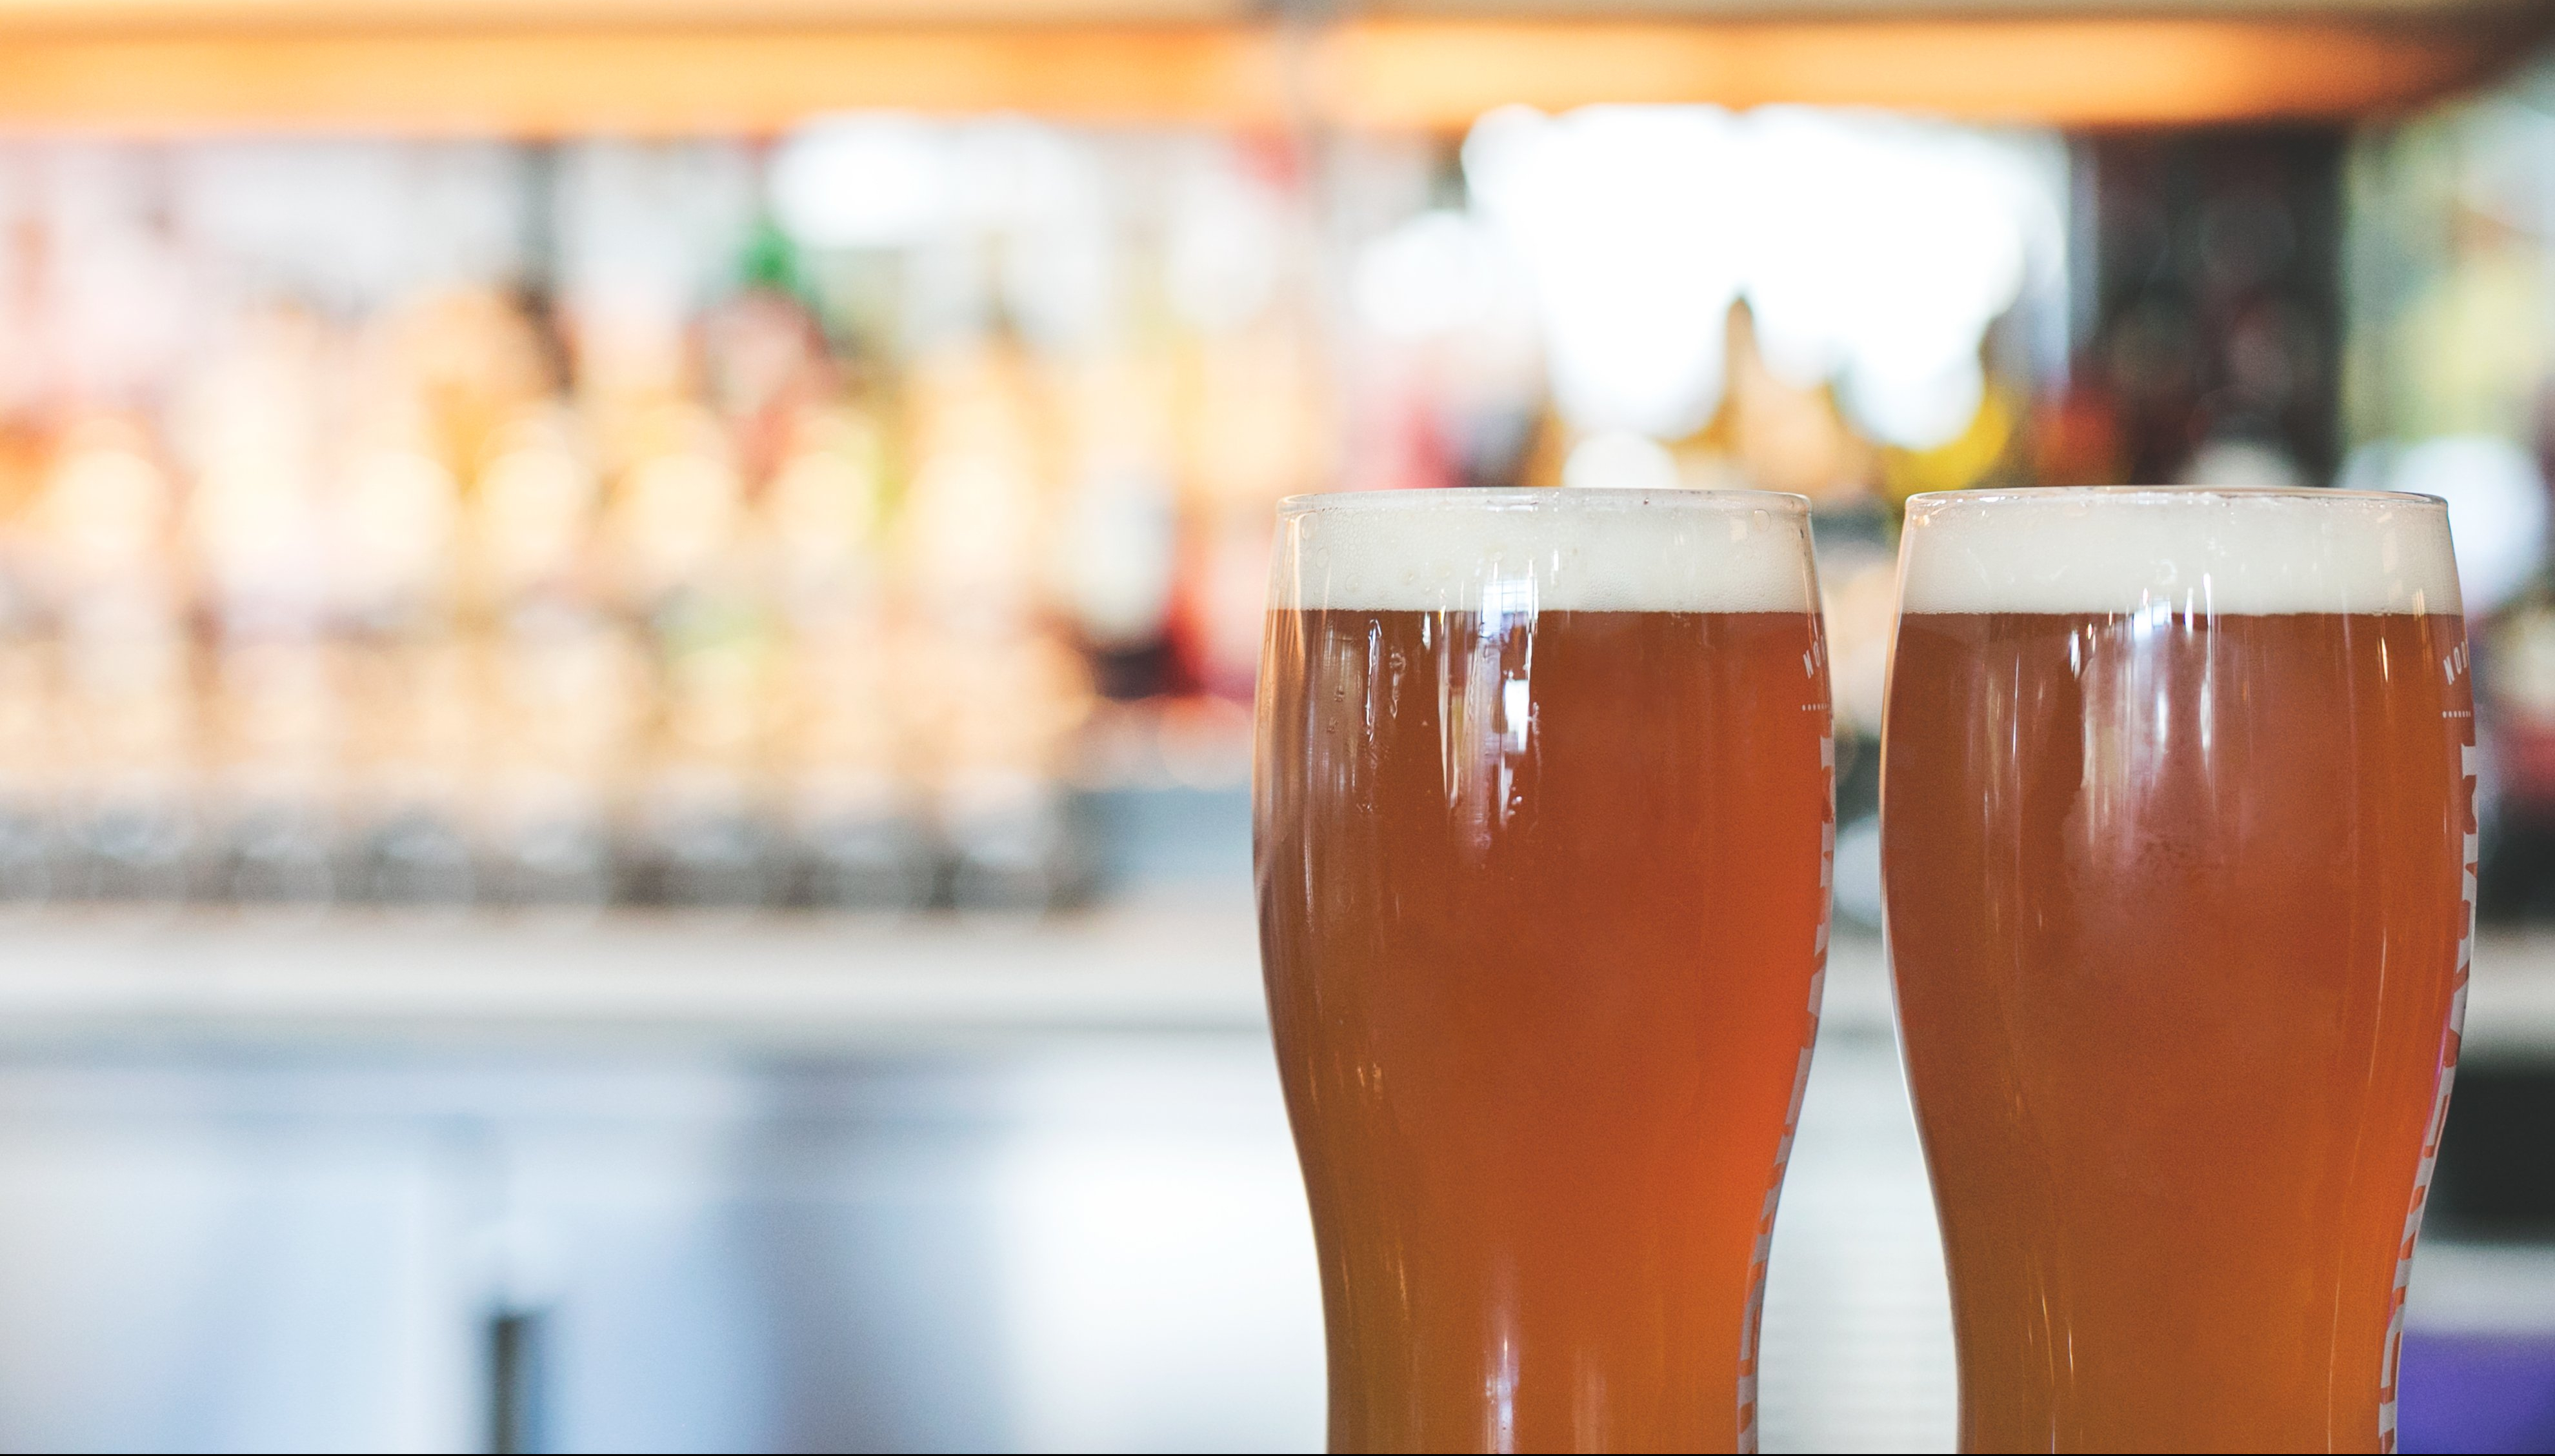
<box><xmin>1256</xmin><ymin>490</ymin><xmax>1834</xmax><ymax>1453</ymax></box>
<box><xmin>1883</xmin><ymin>489</ymin><xmax>2474</xmax><ymax>1453</ymax></box>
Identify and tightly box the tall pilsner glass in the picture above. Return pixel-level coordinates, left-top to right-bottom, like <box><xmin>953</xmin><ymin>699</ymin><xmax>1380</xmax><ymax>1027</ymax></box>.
<box><xmin>1256</xmin><ymin>489</ymin><xmax>1835</xmax><ymax>1453</ymax></box>
<box><xmin>1883</xmin><ymin>489</ymin><xmax>2474</xmax><ymax>1453</ymax></box>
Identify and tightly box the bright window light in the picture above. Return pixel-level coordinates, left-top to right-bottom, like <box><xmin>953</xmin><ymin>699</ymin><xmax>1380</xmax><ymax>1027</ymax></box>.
<box><xmin>1462</xmin><ymin>104</ymin><xmax>2065</xmax><ymax>452</ymax></box>
<box><xmin>771</xmin><ymin>115</ymin><xmax>953</xmax><ymax>249</ymax></box>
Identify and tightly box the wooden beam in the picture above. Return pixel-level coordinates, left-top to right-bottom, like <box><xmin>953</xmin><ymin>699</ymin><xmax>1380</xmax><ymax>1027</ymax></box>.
<box><xmin>0</xmin><ymin>14</ymin><xmax>2521</xmax><ymax>135</ymax></box>
<box><xmin>1318</xmin><ymin>17</ymin><xmax>2521</xmax><ymax>129</ymax></box>
<box><xmin>0</xmin><ymin>26</ymin><xmax>1292</xmax><ymax>134</ymax></box>
<box><xmin>0</xmin><ymin>0</ymin><xmax>1250</xmax><ymax>27</ymax></box>
<box><xmin>0</xmin><ymin>0</ymin><xmax>2518</xmax><ymax>25</ymax></box>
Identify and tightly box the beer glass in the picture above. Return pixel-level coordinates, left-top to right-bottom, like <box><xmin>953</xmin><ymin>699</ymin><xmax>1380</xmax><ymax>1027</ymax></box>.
<box><xmin>1883</xmin><ymin>489</ymin><xmax>2473</xmax><ymax>1453</ymax></box>
<box><xmin>1256</xmin><ymin>488</ymin><xmax>1835</xmax><ymax>1453</ymax></box>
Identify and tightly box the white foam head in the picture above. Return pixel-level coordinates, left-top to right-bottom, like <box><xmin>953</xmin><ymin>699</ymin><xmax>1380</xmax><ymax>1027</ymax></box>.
<box><xmin>1898</xmin><ymin>488</ymin><xmax>2462</xmax><ymax>616</ymax></box>
<box><xmin>1273</xmin><ymin>488</ymin><xmax>1817</xmax><ymax>613</ymax></box>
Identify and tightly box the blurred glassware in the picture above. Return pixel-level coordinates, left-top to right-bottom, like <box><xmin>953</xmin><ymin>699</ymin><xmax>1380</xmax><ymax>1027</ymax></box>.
<box><xmin>0</xmin><ymin>108</ymin><xmax>2103</xmax><ymax>914</ymax></box>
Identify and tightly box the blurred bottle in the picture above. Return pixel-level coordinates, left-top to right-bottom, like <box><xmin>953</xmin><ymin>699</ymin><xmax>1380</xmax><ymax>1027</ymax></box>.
<box><xmin>897</xmin><ymin>335</ymin><xmax>1087</xmax><ymax>908</ymax></box>
<box><xmin>1050</xmin><ymin>351</ymin><xmax>1180</xmax><ymax>701</ymax></box>
<box><xmin>610</xmin><ymin>403</ymin><xmax>772</xmax><ymax>907</ymax></box>
<box><xmin>336</xmin><ymin>288</ymin><xmax>563</xmax><ymax>907</ymax></box>
<box><xmin>763</xmin><ymin>405</ymin><xmax>928</xmax><ymax>909</ymax></box>
<box><xmin>35</xmin><ymin>417</ymin><xmax>181</xmax><ymax>903</ymax></box>
<box><xmin>1172</xmin><ymin>281</ymin><xmax>1320</xmax><ymax>701</ymax></box>
<box><xmin>336</xmin><ymin>429</ymin><xmax>472</xmax><ymax>906</ymax></box>
<box><xmin>473</xmin><ymin>412</ymin><xmax>623</xmax><ymax>908</ymax></box>
<box><xmin>181</xmin><ymin>310</ymin><xmax>340</xmax><ymax>906</ymax></box>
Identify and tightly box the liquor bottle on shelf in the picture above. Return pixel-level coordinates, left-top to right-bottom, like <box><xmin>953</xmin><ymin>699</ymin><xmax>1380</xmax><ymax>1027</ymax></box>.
<box><xmin>896</xmin><ymin>332</ymin><xmax>1090</xmax><ymax>909</ymax></box>
<box><xmin>37</xmin><ymin>418</ymin><xmax>184</xmax><ymax>903</ymax></box>
<box><xmin>763</xmin><ymin>404</ymin><xmax>928</xmax><ymax>909</ymax></box>
<box><xmin>183</xmin><ymin>308</ymin><xmax>341</xmax><ymax>906</ymax></box>
<box><xmin>609</xmin><ymin>402</ymin><xmax>773</xmax><ymax>906</ymax></box>
<box><xmin>339</xmin><ymin>287</ymin><xmax>563</xmax><ymax>906</ymax></box>
<box><xmin>335</xmin><ymin>432</ymin><xmax>473</xmax><ymax>906</ymax></box>
<box><xmin>1050</xmin><ymin>349</ymin><xmax>1181</xmax><ymax>701</ymax></box>
<box><xmin>472</xmin><ymin>412</ymin><xmax>622</xmax><ymax>908</ymax></box>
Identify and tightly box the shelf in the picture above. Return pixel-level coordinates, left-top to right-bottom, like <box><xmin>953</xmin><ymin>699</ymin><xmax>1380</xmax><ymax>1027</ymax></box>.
<box><xmin>0</xmin><ymin>9</ymin><xmax>2530</xmax><ymax>134</ymax></box>
<box><xmin>0</xmin><ymin>912</ymin><xmax>2540</xmax><ymax>1062</ymax></box>
<box><xmin>0</xmin><ymin>907</ymin><xmax>1892</xmax><ymax>1053</ymax></box>
<box><xmin>0</xmin><ymin>906</ymin><xmax>1276</xmax><ymax>1051</ymax></box>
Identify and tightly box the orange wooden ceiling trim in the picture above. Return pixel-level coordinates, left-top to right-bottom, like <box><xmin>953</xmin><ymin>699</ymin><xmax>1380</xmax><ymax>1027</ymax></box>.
<box><xmin>0</xmin><ymin>15</ymin><xmax>2518</xmax><ymax>135</ymax></box>
<box><xmin>0</xmin><ymin>26</ymin><xmax>1293</xmax><ymax>134</ymax></box>
<box><xmin>1318</xmin><ymin>17</ymin><xmax>2518</xmax><ymax>129</ymax></box>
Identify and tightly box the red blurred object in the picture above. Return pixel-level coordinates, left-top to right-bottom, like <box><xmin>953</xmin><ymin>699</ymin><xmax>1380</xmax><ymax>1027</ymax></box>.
<box><xmin>2497</xmin><ymin>721</ymin><xmax>2555</xmax><ymax>810</ymax></box>
<box><xmin>2031</xmin><ymin>384</ymin><xmax>2125</xmax><ymax>486</ymax></box>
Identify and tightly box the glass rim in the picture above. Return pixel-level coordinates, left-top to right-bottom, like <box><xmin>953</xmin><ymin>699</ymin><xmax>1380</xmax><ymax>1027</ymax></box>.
<box><xmin>1277</xmin><ymin>486</ymin><xmax>1812</xmax><ymax>517</ymax></box>
<box><xmin>1905</xmin><ymin>485</ymin><xmax>2447</xmax><ymax>511</ymax></box>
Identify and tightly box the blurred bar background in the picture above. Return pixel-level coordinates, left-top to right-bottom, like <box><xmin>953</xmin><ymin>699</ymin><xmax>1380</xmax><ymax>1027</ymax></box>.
<box><xmin>0</xmin><ymin>1</ymin><xmax>2541</xmax><ymax>1452</ymax></box>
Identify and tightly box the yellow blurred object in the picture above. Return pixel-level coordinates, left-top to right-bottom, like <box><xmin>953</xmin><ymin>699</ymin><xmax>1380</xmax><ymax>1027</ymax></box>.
<box><xmin>1881</xmin><ymin>388</ymin><xmax>2018</xmax><ymax>502</ymax></box>
<box><xmin>2385</xmin><ymin>226</ymin><xmax>2546</xmax><ymax>444</ymax></box>
<box><xmin>1721</xmin><ymin>306</ymin><xmax>1876</xmax><ymax>502</ymax></box>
